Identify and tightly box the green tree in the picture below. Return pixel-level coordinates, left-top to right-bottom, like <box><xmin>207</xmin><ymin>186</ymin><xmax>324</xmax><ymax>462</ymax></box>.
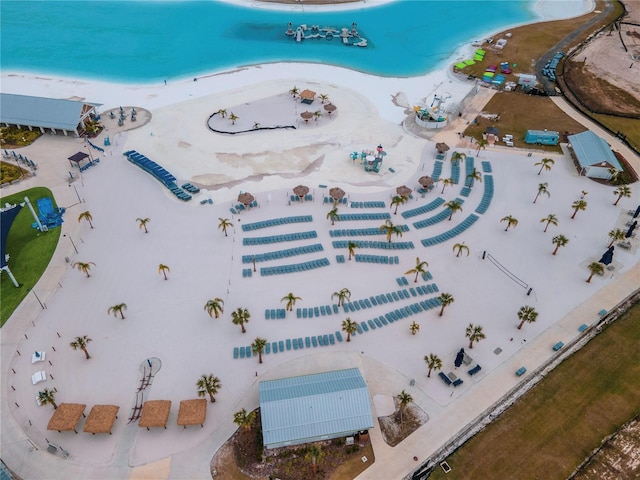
<box><xmin>379</xmin><ymin>219</ymin><xmax>404</xmax><ymax>243</ymax></box>
<box><xmin>136</xmin><ymin>217</ymin><xmax>150</xmax><ymax>233</ymax></box>
<box><xmin>501</xmin><ymin>215</ymin><xmax>519</xmax><ymax>231</ymax></box>
<box><xmin>347</xmin><ymin>240</ymin><xmax>359</xmax><ymax>261</ymax></box>
<box><xmin>319</xmin><ymin>93</ymin><xmax>329</xmax><ymax>104</ymax></box>
<box><xmin>397</xmin><ymin>390</ymin><xmax>413</xmax><ymax>424</ymax></box>
<box><xmin>313</xmin><ymin>110</ymin><xmax>323</xmax><ymax>122</ymax></box>
<box><xmin>305</xmin><ymin>444</ymin><xmax>325</xmax><ymax>476</ymax></box>
<box><xmin>218</xmin><ymin>217</ymin><xmax>233</xmax><ymax>237</ymax></box>
<box><xmin>107</xmin><ymin>303</ymin><xmax>127</xmax><ymax>320</ymax></box>
<box><xmin>341</xmin><ymin>317</ymin><xmax>358</xmax><ymax>342</ymax></box>
<box><xmin>289</xmin><ymin>86</ymin><xmax>300</xmax><ymax>98</ymax></box>
<box><xmin>613</xmin><ymin>185</ymin><xmax>631</xmax><ymax>206</ymax></box>
<box><xmin>281</xmin><ymin>292</ymin><xmax>302</xmax><ymax>311</ymax></box>
<box><xmin>586</xmin><ymin>262</ymin><xmax>604</xmax><ymax>283</ymax></box>
<box><xmin>390</xmin><ymin>195</ymin><xmax>407</xmax><ymax>215</ymax></box>
<box><xmin>70</xmin><ymin>335</ymin><xmax>92</xmax><ymax>359</ymax></box>
<box><xmin>332</xmin><ymin>288</ymin><xmax>351</xmax><ymax>307</ymax></box>
<box><xmin>475</xmin><ymin>138</ymin><xmax>488</xmax><ymax>157</ymax></box>
<box><xmin>450</xmin><ymin>151</ymin><xmax>466</xmax><ymax>165</ymax></box>
<box><xmin>452</xmin><ymin>242</ymin><xmax>470</xmax><ymax>257</ymax></box>
<box><xmin>326</xmin><ymin>207</ymin><xmax>340</xmax><ymax>226</ymax></box>
<box><xmin>533</xmin><ymin>182</ymin><xmax>550</xmax><ymax>203</ymax></box>
<box><xmin>466</xmin><ymin>168</ymin><xmax>482</xmax><ymax>185</ymax></box>
<box><xmin>405</xmin><ymin>257</ymin><xmax>429</xmax><ymax>283</ymax></box>
<box><xmin>552</xmin><ymin>234</ymin><xmax>569</xmax><ymax>255</ymax></box>
<box><xmin>465</xmin><ymin>323</ymin><xmax>486</xmax><ymax>349</ymax></box>
<box><xmin>78</xmin><ymin>210</ymin><xmax>94</xmax><ymax>229</ymax></box>
<box><xmin>231</xmin><ymin>307</ymin><xmax>250</xmax><ymax>333</ymax></box>
<box><xmin>251</xmin><ymin>337</ymin><xmax>268</xmax><ymax>364</ymax></box>
<box><xmin>608</xmin><ymin>228</ymin><xmax>626</xmax><ymax>248</ymax></box>
<box><xmin>424</xmin><ymin>353</ymin><xmax>443</xmax><ymax>378</ymax></box>
<box><xmin>517</xmin><ymin>305</ymin><xmax>538</xmax><ymax>330</ymax></box>
<box><xmin>438</xmin><ymin>293</ymin><xmax>455</xmax><ymax>317</ymax></box>
<box><xmin>229</xmin><ymin>112</ymin><xmax>238</xmax><ymax>125</ymax></box>
<box><xmin>72</xmin><ymin>261</ymin><xmax>95</xmax><ymax>278</ymax></box>
<box><xmin>409</xmin><ymin>321</ymin><xmax>420</xmax><ymax>336</ymax></box>
<box><xmin>535</xmin><ymin>157</ymin><xmax>555</xmax><ymax>175</ymax></box>
<box><xmin>196</xmin><ymin>374</ymin><xmax>221</xmax><ymax>403</ymax></box>
<box><xmin>540</xmin><ymin>214</ymin><xmax>559</xmax><ymax>232</ymax></box>
<box><xmin>38</xmin><ymin>388</ymin><xmax>58</xmax><ymax>409</ymax></box>
<box><xmin>158</xmin><ymin>263</ymin><xmax>170</xmax><ymax>280</ymax></box>
<box><xmin>440</xmin><ymin>177</ymin><xmax>455</xmax><ymax>194</ymax></box>
<box><xmin>571</xmin><ymin>199</ymin><xmax>588</xmax><ymax>219</ymax></box>
<box><xmin>233</xmin><ymin>408</ymin><xmax>256</xmax><ymax>430</ymax></box>
<box><xmin>204</xmin><ymin>298</ymin><xmax>224</xmax><ymax>319</ymax></box>
<box><xmin>217</xmin><ymin>108</ymin><xmax>227</xmax><ymax>118</ymax></box>
<box><xmin>444</xmin><ymin>200</ymin><xmax>463</xmax><ymax>221</ymax></box>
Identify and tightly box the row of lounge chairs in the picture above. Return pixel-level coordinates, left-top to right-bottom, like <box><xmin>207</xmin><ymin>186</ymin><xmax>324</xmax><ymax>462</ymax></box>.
<box><xmin>401</xmin><ymin>197</ymin><xmax>445</xmax><ymax>218</ymax></box>
<box><xmin>265</xmin><ymin>308</ymin><xmax>287</xmax><ymax>319</ymax></box>
<box><xmin>421</xmin><ymin>214</ymin><xmax>480</xmax><ymax>247</ymax></box>
<box><xmin>432</xmin><ymin>160</ymin><xmax>443</xmax><ymax>182</ymax></box>
<box><xmin>481</xmin><ymin>161</ymin><xmax>492</xmax><ymax>173</ymax></box>
<box><xmin>329</xmin><ymin>225</ymin><xmax>410</xmax><ymax>237</ymax></box>
<box><xmin>167</xmin><ymin>182</ymin><xmax>192</xmax><ymax>201</ymax></box>
<box><xmin>396</xmin><ymin>276</ymin><xmax>410</xmax><ymax>286</ymax></box>
<box><xmin>324</xmin><ymin>197</ymin><xmax>348</xmax><ymax>204</ymax></box>
<box><xmin>123</xmin><ymin>150</ymin><xmax>192</xmax><ymax>201</ymax></box>
<box><xmin>350</xmin><ymin>201</ymin><xmax>386</xmax><ymax>208</ymax></box>
<box><xmin>334</xmin><ymin>212</ymin><xmax>391</xmax><ymax>222</ymax></box>
<box><xmin>296</xmin><ymin>304</ymin><xmax>340</xmax><ymax>318</ymax></box>
<box><xmin>199</xmin><ymin>198</ymin><xmax>213</xmax><ymax>205</ymax></box>
<box><xmin>464</xmin><ymin>157</ymin><xmax>476</xmax><ymax>188</ymax></box>
<box><xmin>413</xmin><ymin>206</ymin><xmax>459</xmax><ymax>230</ymax></box>
<box><xmin>342</xmin><ymin>284</ymin><xmax>440</xmax><ymax>314</ymax></box>
<box><xmin>233</xmin><ymin>332</ymin><xmax>343</xmax><ymax>358</ymax></box>
<box><xmin>242</xmin><ymin>268</ymin><xmax>252</xmax><ymax>277</ymax></box>
<box><xmin>243</xmin><ymin>231</ymin><xmax>317</xmax><ymax>246</ymax></box>
<box><xmin>3</xmin><ymin>150</ymin><xmax>38</xmax><ymax>169</ymax></box>
<box><xmin>460</xmin><ymin>186</ymin><xmax>472</xmax><ymax>197</ymax></box>
<box><xmin>260</xmin><ymin>257</ymin><xmax>330</xmax><ymax>276</ymax></box>
<box><xmin>290</xmin><ymin>194</ymin><xmax>313</xmax><ymax>202</ymax></box>
<box><xmin>182</xmin><ymin>183</ymin><xmax>200</xmax><ymax>193</ymax></box>
<box><xmin>241</xmin><ymin>215</ymin><xmax>313</xmax><ymax>232</ymax></box>
<box><xmin>79</xmin><ymin>158</ymin><xmax>100</xmax><ymax>173</ymax></box>
<box><xmin>354</xmin><ymin>254</ymin><xmax>399</xmax><ymax>265</ymax></box>
<box><xmin>332</xmin><ymin>240</ymin><xmax>415</xmax><ymax>250</ymax></box>
<box><xmin>241</xmin><ymin>243</ymin><xmax>323</xmax><ymax>263</ymax></box>
<box><xmin>451</xmin><ymin>160</ymin><xmax>461</xmax><ymax>184</ymax></box>
<box><xmin>475</xmin><ymin>175</ymin><xmax>494</xmax><ymax>214</ymax></box>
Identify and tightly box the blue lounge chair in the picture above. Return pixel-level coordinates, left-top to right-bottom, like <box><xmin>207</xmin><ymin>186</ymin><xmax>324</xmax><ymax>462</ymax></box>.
<box><xmin>438</xmin><ymin>372</ymin><xmax>452</xmax><ymax>385</ymax></box>
<box><xmin>233</xmin><ymin>347</ymin><xmax>239</xmax><ymax>359</ymax></box>
<box><xmin>286</xmin><ymin>339</ymin><xmax>292</xmax><ymax>350</ymax></box>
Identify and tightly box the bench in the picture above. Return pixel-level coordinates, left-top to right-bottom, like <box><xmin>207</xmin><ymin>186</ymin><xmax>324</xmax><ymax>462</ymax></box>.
<box><xmin>515</xmin><ymin>367</ymin><xmax>527</xmax><ymax>377</ymax></box>
<box><xmin>468</xmin><ymin>364</ymin><xmax>481</xmax><ymax>376</ymax></box>
<box><xmin>598</xmin><ymin>309</ymin><xmax>607</xmax><ymax>318</ymax></box>
<box><xmin>552</xmin><ymin>341</ymin><xmax>564</xmax><ymax>351</ymax></box>
<box><xmin>452</xmin><ymin>378</ymin><xmax>463</xmax><ymax>387</ymax></box>
<box><xmin>578</xmin><ymin>323</ymin><xmax>588</xmax><ymax>332</ymax></box>
<box><xmin>438</xmin><ymin>372</ymin><xmax>452</xmax><ymax>386</ymax></box>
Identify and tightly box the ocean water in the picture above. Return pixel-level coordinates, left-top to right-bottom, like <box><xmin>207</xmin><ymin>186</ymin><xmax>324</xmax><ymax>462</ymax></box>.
<box><xmin>0</xmin><ymin>1</ymin><xmax>536</xmax><ymax>82</ymax></box>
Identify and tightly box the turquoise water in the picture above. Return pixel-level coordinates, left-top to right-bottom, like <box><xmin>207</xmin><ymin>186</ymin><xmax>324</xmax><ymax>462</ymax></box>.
<box><xmin>0</xmin><ymin>1</ymin><xmax>536</xmax><ymax>82</ymax></box>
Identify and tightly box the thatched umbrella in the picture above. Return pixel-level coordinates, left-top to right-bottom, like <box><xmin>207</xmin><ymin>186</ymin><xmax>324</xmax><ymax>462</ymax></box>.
<box><xmin>396</xmin><ymin>185</ymin><xmax>412</xmax><ymax>198</ymax></box>
<box><xmin>435</xmin><ymin>142</ymin><xmax>450</xmax><ymax>154</ymax></box>
<box><xmin>238</xmin><ymin>192</ymin><xmax>255</xmax><ymax>206</ymax></box>
<box><xmin>324</xmin><ymin>103</ymin><xmax>337</xmax><ymax>116</ymax></box>
<box><xmin>293</xmin><ymin>185</ymin><xmax>309</xmax><ymax>200</ymax></box>
<box><xmin>300</xmin><ymin>111</ymin><xmax>314</xmax><ymax>124</ymax></box>
<box><xmin>329</xmin><ymin>187</ymin><xmax>346</xmax><ymax>202</ymax></box>
<box><xmin>418</xmin><ymin>176</ymin><xmax>434</xmax><ymax>188</ymax></box>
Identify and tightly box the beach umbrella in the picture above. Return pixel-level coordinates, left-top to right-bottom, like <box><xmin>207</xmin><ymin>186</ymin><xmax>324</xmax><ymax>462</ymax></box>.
<box><xmin>598</xmin><ymin>246</ymin><xmax>614</xmax><ymax>266</ymax></box>
<box><xmin>324</xmin><ymin>103</ymin><xmax>337</xmax><ymax>116</ymax></box>
<box><xmin>487</xmin><ymin>127</ymin><xmax>499</xmax><ymax>135</ymax></box>
<box><xmin>435</xmin><ymin>142</ymin><xmax>450</xmax><ymax>154</ymax></box>
<box><xmin>418</xmin><ymin>176</ymin><xmax>434</xmax><ymax>189</ymax></box>
<box><xmin>626</xmin><ymin>221</ymin><xmax>637</xmax><ymax>238</ymax></box>
<box><xmin>238</xmin><ymin>192</ymin><xmax>254</xmax><ymax>207</ymax></box>
<box><xmin>454</xmin><ymin>348</ymin><xmax>465</xmax><ymax>368</ymax></box>
<box><xmin>293</xmin><ymin>185</ymin><xmax>309</xmax><ymax>200</ymax></box>
<box><xmin>300</xmin><ymin>111</ymin><xmax>314</xmax><ymax>123</ymax></box>
<box><xmin>633</xmin><ymin>205</ymin><xmax>640</xmax><ymax>219</ymax></box>
<box><xmin>329</xmin><ymin>187</ymin><xmax>345</xmax><ymax>201</ymax></box>
<box><xmin>396</xmin><ymin>185</ymin><xmax>412</xmax><ymax>198</ymax></box>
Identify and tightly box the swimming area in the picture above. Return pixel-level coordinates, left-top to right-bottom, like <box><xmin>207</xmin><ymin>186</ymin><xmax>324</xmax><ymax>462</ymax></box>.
<box><xmin>1</xmin><ymin>1</ymin><xmax>539</xmax><ymax>82</ymax></box>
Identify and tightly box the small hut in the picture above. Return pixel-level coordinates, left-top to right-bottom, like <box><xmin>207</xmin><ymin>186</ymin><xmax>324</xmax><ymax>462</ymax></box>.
<box><xmin>396</xmin><ymin>186</ymin><xmax>412</xmax><ymax>198</ymax></box>
<box><xmin>329</xmin><ymin>187</ymin><xmax>346</xmax><ymax>203</ymax></box>
<box><xmin>47</xmin><ymin>403</ymin><xmax>86</xmax><ymax>434</ymax></box>
<box><xmin>435</xmin><ymin>143</ymin><xmax>450</xmax><ymax>154</ymax></box>
<box><xmin>324</xmin><ymin>104</ymin><xmax>337</xmax><ymax>117</ymax></box>
<box><xmin>293</xmin><ymin>185</ymin><xmax>310</xmax><ymax>201</ymax></box>
<box><xmin>83</xmin><ymin>405</ymin><xmax>120</xmax><ymax>435</ymax></box>
<box><xmin>300</xmin><ymin>111</ymin><xmax>314</xmax><ymax>124</ymax></box>
<box><xmin>139</xmin><ymin>400</ymin><xmax>171</xmax><ymax>430</ymax></box>
<box><xmin>177</xmin><ymin>399</ymin><xmax>207</xmax><ymax>429</ymax></box>
<box><xmin>238</xmin><ymin>192</ymin><xmax>255</xmax><ymax>208</ymax></box>
<box><xmin>418</xmin><ymin>176</ymin><xmax>434</xmax><ymax>193</ymax></box>
<box><xmin>299</xmin><ymin>89</ymin><xmax>316</xmax><ymax>105</ymax></box>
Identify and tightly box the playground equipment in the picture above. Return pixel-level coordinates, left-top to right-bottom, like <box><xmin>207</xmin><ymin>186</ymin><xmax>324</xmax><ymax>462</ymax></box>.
<box><xmin>414</xmin><ymin>94</ymin><xmax>450</xmax><ymax>130</ymax></box>
<box><xmin>351</xmin><ymin>145</ymin><xmax>386</xmax><ymax>173</ymax></box>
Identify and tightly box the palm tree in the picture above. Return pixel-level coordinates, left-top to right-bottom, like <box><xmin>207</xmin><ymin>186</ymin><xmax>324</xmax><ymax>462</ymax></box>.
<box><xmin>571</xmin><ymin>199</ymin><xmax>587</xmax><ymax>219</ymax></box>
<box><xmin>440</xmin><ymin>177</ymin><xmax>455</xmax><ymax>194</ymax></box>
<box><xmin>217</xmin><ymin>108</ymin><xmax>227</xmax><ymax>118</ymax></box>
<box><xmin>229</xmin><ymin>113</ymin><xmax>238</xmax><ymax>125</ymax></box>
<box><xmin>586</xmin><ymin>262</ymin><xmax>604</xmax><ymax>283</ymax></box>
<box><xmin>405</xmin><ymin>257</ymin><xmax>429</xmax><ymax>283</ymax></box>
<box><xmin>313</xmin><ymin>110</ymin><xmax>323</xmax><ymax>122</ymax></box>
<box><xmin>380</xmin><ymin>219</ymin><xmax>404</xmax><ymax>243</ymax></box>
<box><xmin>341</xmin><ymin>317</ymin><xmax>358</xmax><ymax>342</ymax></box>
<box><xmin>196</xmin><ymin>374</ymin><xmax>221</xmax><ymax>403</ymax></box>
<box><xmin>204</xmin><ymin>298</ymin><xmax>224</xmax><ymax>318</ymax></box>
<box><xmin>218</xmin><ymin>217</ymin><xmax>233</xmax><ymax>236</ymax></box>
<box><xmin>501</xmin><ymin>215</ymin><xmax>518</xmax><ymax>231</ymax></box>
<box><xmin>252</xmin><ymin>122</ymin><xmax>260</xmax><ymax>130</ymax></box>
<box><xmin>281</xmin><ymin>292</ymin><xmax>302</xmax><ymax>311</ymax></box>
<box><xmin>78</xmin><ymin>210</ymin><xmax>94</xmax><ymax>228</ymax></box>
<box><xmin>466</xmin><ymin>168</ymin><xmax>482</xmax><ymax>185</ymax></box>
<box><xmin>409</xmin><ymin>321</ymin><xmax>420</xmax><ymax>335</ymax></box>
<box><xmin>552</xmin><ymin>234</ymin><xmax>569</xmax><ymax>255</ymax></box>
<box><xmin>452</xmin><ymin>242</ymin><xmax>470</xmax><ymax>257</ymax></box>
<box><xmin>231</xmin><ymin>307</ymin><xmax>250</xmax><ymax>333</ymax></box>
<box><xmin>608</xmin><ymin>228</ymin><xmax>626</xmax><ymax>248</ymax></box>
<box><xmin>136</xmin><ymin>217</ymin><xmax>150</xmax><ymax>233</ymax></box>
<box><xmin>613</xmin><ymin>185</ymin><xmax>631</xmax><ymax>206</ymax></box>
<box><xmin>233</xmin><ymin>408</ymin><xmax>256</xmax><ymax>430</ymax></box>
<box><xmin>72</xmin><ymin>261</ymin><xmax>95</xmax><ymax>278</ymax></box>
<box><xmin>540</xmin><ymin>214</ymin><xmax>559</xmax><ymax>232</ymax></box>
<box><xmin>38</xmin><ymin>388</ymin><xmax>58</xmax><ymax>409</ymax></box>
<box><xmin>289</xmin><ymin>86</ymin><xmax>299</xmax><ymax>98</ymax></box>
<box><xmin>251</xmin><ymin>337</ymin><xmax>268</xmax><ymax>364</ymax></box>
<box><xmin>465</xmin><ymin>323</ymin><xmax>486</xmax><ymax>349</ymax></box>
<box><xmin>438</xmin><ymin>293</ymin><xmax>455</xmax><ymax>317</ymax></box>
<box><xmin>450</xmin><ymin>151</ymin><xmax>466</xmax><ymax>165</ymax></box>
<box><xmin>533</xmin><ymin>183</ymin><xmax>550</xmax><ymax>203</ymax></box>
<box><xmin>107</xmin><ymin>303</ymin><xmax>127</xmax><ymax>320</ymax></box>
<box><xmin>305</xmin><ymin>444</ymin><xmax>325</xmax><ymax>476</ymax></box>
<box><xmin>319</xmin><ymin>93</ymin><xmax>329</xmax><ymax>104</ymax></box>
<box><xmin>397</xmin><ymin>390</ymin><xmax>413</xmax><ymax>424</ymax></box>
<box><xmin>332</xmin><ymin>288</ymin><xmax>351</xmax><ymax>307</ymax></box>
<box><xmin>424</xmin><ymin>353</ymin><xmax>443</xmax><ymax>378</ymax></box>
<box><xmin>158</xmin><ymin>263</ymin><xmax>170</xmax><ymax>280</ymax></box>
<box><xmin>326</xmin><ymin>207</ymin><xmax>339</xmax><ymax>225</ymax></box>
<box><xmin>70</xmin><ymin>335</ymin><xmax>92</xmax><ymax>359</ymax></box>
<box><xmin>475</xmin><ymin>138</ymin><xmax>489</xmax><ymax>157</ymax></box>
<box><xmin>390</xmin><ymin>195</ymin><xmax>407</xmax><ymax>215</ymax></box>
<box><xmin>517</xmin><ymin>305</ymin><xmax>538</xmax><ymax>330</ymax></box>
<box><xmin>535</xmin><ymin>157</ymin><xmax>555</xmax><ymax>175</ymax></box>
<box><xmin>347</xmin><ymin>241</ymin><xmax>359</xmax><ymax>260</ymax></box>
<box><xmin>444</xmin><ymin>200</ymin><xmax>463</xmax><ymax>221</ymax></box>
<box><xmin>609</xmin><ymin>168</ymin><xmax>621</xmax><ymax>184</ymax></box>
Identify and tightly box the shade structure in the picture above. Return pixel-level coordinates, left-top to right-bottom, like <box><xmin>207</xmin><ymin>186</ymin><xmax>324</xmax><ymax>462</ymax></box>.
<box><xmin>83</xmin><ymin>405</ymin><xmax>119</xmax><ymax>435</ymax></box>
<box><xmin>139</xmin><ymin>400</ymin><xmax>171</xmax><ymax>430</ymax></box>
<box><xmin>329</xmin><ymin>187</ymin><xmax>345</xmax><ymax>201</ymax></box>
<box><xmin>454</xmin><ymin>348</ymin><xmax>465</xmax><ymax>368</ymax></box>
<box><xmin>47</xmin><ymin>403</ymin><xmax>86</xmax><ymax>433</ymax></box>
<box><xmin>435</xmin><ymin>142</ymin><xmax>450</xmax><ymax>154</ymax></box>
<box><xmin>293</xmin><ymin>185</ymin><xmax>309</xmax><ymax>198</ymax></box>
<box><xmin>396</xmin><ymin>185</ymin><xmax>412</xmax><ymax>198</ymax></box>
<box><xmin>238</xmin><ymin>192</ymin><xmax>255</xmax><ymax>206</ymax></box>
<box><xmin>418</xmin><ymin>176</ymin><xmax>434</xmax><ymax>188</ymax></box>
<box><xmin>598</xmin><ymin>246</ymin><xmax>614</xmax><ymax>265</ymax></box>
<box><xmin>300</xmin><ymin>111</ymin><xmax>314</xmax><ymax>122</ymax></box>
<box><xmin>177</xmin><ymin>399</ymin><xmax>207</xmax><ymax>428</ymax></box>
<box><xmin>299</xmin><ymin>89</ymin><xmax>316</xmax><ymax>103</ymax></box>
<box><xmin>626</xmin><ymin>221</ymin><xmax>637</xmax><ymax>238</ymax></box>
<box><xmin>323</xmin><ymin>103</ymin><xmax>337</xmax><ymax>114</ymax></box>
<box><xmin>487</xmin><ymin>127</ymin><xmax>499</xmax><ymax>135</ymax></box>
<box><xmin>67</xmin><ymin>152</ymin><xmax>90</xmax><ymax>164</ymax></box>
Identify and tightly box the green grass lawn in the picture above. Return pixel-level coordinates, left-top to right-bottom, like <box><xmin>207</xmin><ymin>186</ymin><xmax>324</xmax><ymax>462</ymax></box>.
<box><xmin>429</xmin><ymin>301</ymin><xmax>640</xmax><ymax>480</ymax></box>
<box><xmin>0</xmin><ymin>187</ymin><xmax>61</xmax><ymax>326</ymax></box>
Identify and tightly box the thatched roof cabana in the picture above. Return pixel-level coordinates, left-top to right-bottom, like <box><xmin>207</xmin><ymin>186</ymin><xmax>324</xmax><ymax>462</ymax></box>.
<box><xmin>323</xmin><ymin>104</ymin><xmax>337</xmax><ymax>115</ymax></box>
<box><xmin>238</xmin><ymin>192</ymin><xmax>255</xmax><ymax>206</ymax></box>
<box><xmin>47</xmin><ymin>403</ymin><xmax>86</xmax><ymax>433</ymax></box>
<box><xmin>300</xmin><ymin>111</ymin><xmax>314</xmax><ymax>123</ymax></box>
<box><xmin>139</xmin><ymin>400</ymin><xmax>171</xmax><ymax>430</ymax></box>
<box><xmin>176</xmin><ymin>399</ymin><xmax>207</xmax><ymax>429</ymax></box>
<box><xmin>418</xmin><ymin>176</ymin><xmax>434</xmax><ymax>188</ymax></box>
<box><xmin>300</xmin><ymin>89</ymin><xmax>316</xmax><ymax>104</ymax></box>
<box><xmin>83</xmin><ymin>405</ymin><xmax>119</xmax><ymax>435</ymax></box>
<box><xmin>329</xmin><ymin>187</ymin><xmax>345</xmax><ymax>201</ymax></box>
<box><xmin>435</xmin><ymin>142</ymin><xmax>450</xmax><ymax>154</ymax></box>
<box><xmin>293</xmin><ymin>185</ymin><xmax>309</xmax><ymax>199</ymax></box>
<box><xmin>396</xmin><ymin>185</ymin><xmax>412</xmax><ymax>198</ymax></box>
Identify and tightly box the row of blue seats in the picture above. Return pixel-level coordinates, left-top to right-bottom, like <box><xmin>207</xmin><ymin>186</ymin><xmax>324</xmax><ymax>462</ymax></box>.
<box><xmin>343</xmin><ymin>284</ymin><xmax>440</xmax><ymax>314</ymax></box>
<box><xmin>242</xmin><ymin>268</ymin><xmax>252</xmax><ymax>277</ymax></box>
<box><xmin>182</xmin><ymin>183</ymin><xmax>200</xmax><ymax>193</ymax></box>
<box><xmin>413</xmin><ymin>198</ymin><xmax>465</xmax><ymax>229</ymax></box>
<box><xmin>324</xmin><ymin>197</ymin><xmax>348</xmax><ymax>204</ymax></box>
<box><xmin>329</xmin><ymin>225</ymin><xmax>410</xmax><ymax>237</ymax></box>
<box><xmin>350</xmin><ymin>201</ymin><xmax>386</xmax><ymax>208</ymax></box>
<box><xmin>336</xmin><ymin>255</ymin><xmax>345</xmax><ymax>263</ymax></box>
<box><xmin>241</xmin><ymin>243</ymin><xmax>323</xmax><ymax>264</ymax></box>
<box><xmin>296</xmin><ymin>304</ymin><xmax>340</xmax><ymax>318</ymax></box>
<box><xmin>79</xmin><ymin>159</ymin><xmax>100</xmax><ymax>172</ymax></box>
<box><xmin>243</xmin><ymin>231</ymin><xmax>317</xmax><ymax>246</ymax></box>
<box><xmin>355</xmin><ymin>254</ymin><xmax>399</xmax><ymax>264</ymax></box>
<box><xmin>401</xmin><ymin>197</ymin><xmax>445</xmax><ymax>218</ymax></box>
<box><xmin>451</xmin><ymin>160</ymin><xmax>461</xmax><ymax>184</ymax></box>
<box><xmin>233</xmin><ymin>332</ymin><xmax>344</xmax><ymax>358</ymax></box>
<box><xmin>432</xmin><ymin>160</ymin><xmax>443</xmax><ymax>182</ymax></box>
<box><xmin>260</xmin><ymin>257</ymin><xmax>330</xmax><ymax>276</ymax></box>
<box><xmin>332</xmin><ymin>240</ymin><xmax>415</xmax><ymax>250</ymax></box>
<box><xmin>481</xmin><ymin>161</ymin><xmax>492</xmax><ymax>173</ymax></box>
<box><xmin>460</xmin><ymin>187</ymin><xmax>472</xmax><ymax>197</ymax></box>
<box><xmin>396</xmin><ymin>276</ymin><xmax>409</xmax><ymax>286</ymax></box>
<box><xmin>421</xmin><ymin>214</ymin><xmax>480</xmax><ymax>247</ymax></box>
<box><xmin>265</xmin><ymin>308</ymin><xmax>287</xmax><ymax>319</ymax></box>
<box><xmin>475</xmin><ymin>175</ymin><xmax>494</xmax><ymax>214</ymax></box>
<box><xmin>464</xmin><ymin>157</ymin><xmax>476</xmax><ymax>188</ymax></box>
<box><xmin>291</xmin><ymin>194</ymin><xmax>312</xmax><ymax>202</ymax></box>
<box><xmin>417</xmin><ymin>186</ymin><xmax>435</xmax><ymax>195</ymax></box>
<box><xmin>351</xmin><ymin>297</ymin><xmax>444</xmax><ymax>337</ymax></box>
<box><xmin>124</xmin><ymin>151</ymin><xmax>176</xmax><ymax>183</ymax></box>
<box><xmin>439</xmin><ymin>372</ymin><xmax>463</xmax><ymax>387</ymax></box>
<box><xmin>335</xmin><ymin>213</ymin><xmax>391</xmax><ymax>222</ymax></box>
<box><xmin>167</xmin><ymin>182</ymin><xmax>192</xmax><ymax>201</ymax></box>
<box><xmin>242</xmin><ymin>215</ymin><xmax>313</xmax><ymax>232</ymax></box>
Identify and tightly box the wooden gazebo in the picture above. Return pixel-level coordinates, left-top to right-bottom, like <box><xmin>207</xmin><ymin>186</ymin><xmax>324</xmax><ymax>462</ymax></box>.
<box><xmin>139</xmin><ymin>400</ymin><xmax>171</xmax><ymax>430</ymax></box>
<box><xmin>300</xmin><ymin>89</ymin><xmax>316</xmax><ymax>104</ymax></box>
<box><xmin>83</xmin><ymin>405</ymin><xmax>119</xmax><ymax>435</ymax></box>
<box><xmin>177</xmin><ymin>399</ymin><xmax>207</xmax><ymax>429</ymax></box>
<box><xmin>47</xmin><ymin>403</ymin><xmax>86</xmax><ymax>434</ymax></box>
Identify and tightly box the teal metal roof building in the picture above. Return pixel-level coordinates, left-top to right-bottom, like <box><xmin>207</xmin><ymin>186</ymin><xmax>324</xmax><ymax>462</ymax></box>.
<box><xmin>259</xmin><ymin>368</ymin><xmax>374</xmax><ymax>449</ymax></box>
<box><xmin>568</xmin><ymin>131</ymin><xmax>622</xmax><ymax>180</ymax></box>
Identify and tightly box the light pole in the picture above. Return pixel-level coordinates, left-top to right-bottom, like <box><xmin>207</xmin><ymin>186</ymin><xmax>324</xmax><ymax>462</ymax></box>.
<box><xmin>69</xmin><ymin>184</ymin><xmax>81</xmax><ymax>203</ymax></box>
<box><xmin>63</xmin><ymin>234</ymin><xmax>78</xmax><ymax>254</ymax></box>
<box><xmin>27</xmin><ymin>288</ymin><xmax>46</xmax><ymax>309</ymax></box>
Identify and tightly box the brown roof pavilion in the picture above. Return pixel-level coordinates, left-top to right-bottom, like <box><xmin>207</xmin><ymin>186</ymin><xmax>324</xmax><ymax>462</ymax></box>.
<box><xmin>83</xmin><ymin>405</ymin><xmax>120</xmax><ymax>435</ymax></box>
<box><xmin>139</xmin><ymin>400</ymin><xmax>171</xmax><ymax>430</ymax></box>
<box><xmin>396</xmin><ymin>185</ymin><xmax>412</xmax><ymax>198</ymax></box>
<box><xmin>293</xmin><ymin>185</ymin><xmax>309</xmax><ymax>198</ymax></box>
<box><xmin>329</xmin><ymin>187</ymin><xmax>345</xmax><ymax>201</ymax></box>
<box><xmin>300</xmin><ymin>89</ymin><xmax>316</xmax><ymax>104</ymax></box>
<box><xmin>47</xmin><ymin>403</ymin><xmax>86</xmax><ymax>433</ymax></box>
<box><xmin>176</xmin><ymin>399</ymin><xmax>207</xmax><ymax>428</ymax></box>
